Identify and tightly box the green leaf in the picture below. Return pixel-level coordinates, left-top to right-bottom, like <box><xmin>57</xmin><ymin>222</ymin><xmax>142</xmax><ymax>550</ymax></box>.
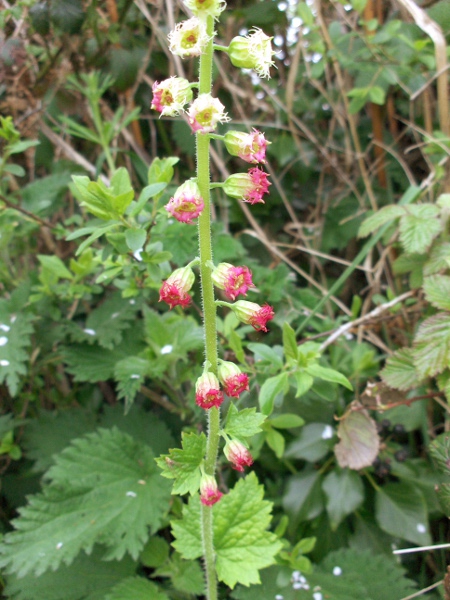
<box><xmin>265</xmin><ymin>426</ymin><xmax>285</xmax><ymax>458</ymax></box>
<box><xmin>423</xmin><ymin>274</ymin><xmax>450</xmax><ymax>311</ymax></box>
<box><xmin>285</xmin><ymin>423</ymin><xmax>333</xmax><ymax>462</ymax></box>
<box><xmin>153</xmin><ymin>552</ymin><xmax>205</xmax><ymax>595</ymax></box>
<box><xmin>322</xmin><ymin>470</ymin><xmax>364</xmax><ymax>530</ymax></box>
<box><xmin>306</xmin><ymin>363</ymin><xmax>353</xmax><ymax>390</ymax></box>
<box><xmin>125</xmin><ymin>228</ymin><xmax>146</xmax><ymax>253</ymax></box>
<box><xmin>399</xmin><ymin>204</ymin><xmax>442</xmax><ymax>254</ymax></box>
<box><xmin>156</xmin><ymin>432</ymin><xmax>206</xmax><ymax>495</ymax></box>
<box><xmin>148</xmin><ymin>157</ymin><xmax>179</xmax><ymax>185</ymax></box>
<box><xmin>0</xmin><ymin>428</ymin><xmax>171</xmax><ymax>577</ymax></box>
<box><xmin>224</xmin><ymin>405</ymin><xmax>267</xmax><ymax>439</ymax></box>
<box><xmin>4</xmin><ymin>546</ymin><xmax>136</xmax><ymax>600</ymax></box>
<box><xmin>375</xmin><ymin>482</ymin><xmax>431</xmax><ymax>546</ymax></box>
<box><xmin>282</xmin><ymin>322</ymin><xmax>298</xmax><ymax>361</ymax></box>
<box><xmin>38</xmin><ymin>255</ymin><xmax>73</xmax><ymax>280</ymax></box>
<box><xmin>368</xmin><ymin>85</ymin><xmax>385</xmax><ymax>104</ymax></box>
<box><xmin>139</xmin><ymin>536</ymin><xmax>169</xmax><ymax>568</ymax></box>
<box><xmin>3</xmin><ymin>163</ymin><xmax>25</xmax><ymax>177</ymax></box>
<box><xmin>380</xmin><ymin>347</ymin><xmax>420</xmax><ymax>390</ymax></box>
<box><xmin>334</xmin><ymin>408</ymin><xmax>380</xmax><ymax>470</ymax></box>
<box><xmin>429</xmin><ymin>433</ymin><xmax>450</xmax><ymax>476</ymax></box>
<box><xmin>50</xmin><ymin>0</ymin><xmax>84</xmax><ymax>33</ymax></box>
<box><xmin>129</xmin><ymin>183</ymin><xmax>167</xmax><ymax>217</ymax></box>
<box><xmin>358</xmin><ymin>205</ymin><xmax>404</xmax><ymax>237</ymax></box>
<box><xmin>172</xmin><ymin>473</ymin><xmax>282</xmax><ymax>588</ymax></box>
<box><xmin>258</xmin><ymin>373</ymin><xmax>289</xmax><ymax>416</ymax></box>
<box><xmin>294</xmin><ymin>371</ymin><xmax>314</xmax><ymax>397</ymax></box>
<box><xmin>282</xmin><ymin>470</ymin><xmax>324</xmax><ymax>525</ymax></box>
<box><xmin>247</xmin><ymin>343</ymin><xmax>283</xmax><ymax>369</ymax></box>
<box><xmin>413</xmin><ymin>312</ymin><xmax>450</xmax><ymax>378</ymax></box>
<box><xmin>105</xmin><ymin>577</ymin><xmax>169</xmax><ymax>600</ymax></box>
<box><xmin>269</xmin><ymin>414</ymin><xmax>304</xmax><ymax>429</ymax></box>
<box><xmin>0</xmin><ymin>301</ymin><xmax>35</xmax><ymax>396</ymax></box>
<box><xmin>114</xmin><ymin>356</ymin><xmax>150</xmax><ymax>413</ymax></box>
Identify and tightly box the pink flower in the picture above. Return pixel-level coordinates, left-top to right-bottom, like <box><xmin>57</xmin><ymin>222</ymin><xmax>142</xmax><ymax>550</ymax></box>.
<box><xmin>195</xmin><ymin>372</ymin><xmax>224</xmax><ymax>409</ymax></box>
<box><xmin>159</xmin><ymin>266</ymin><xmax>195</xmax><ymax>309</ymax></box>
<box><xmin>218</xmin><ymin>361</ymin><xmax>249</xmax><ymax>398</ymax></box>
<box><xmin>223</xmin><ymin>168</ymin><xmax>271</xmax><ymax>205</ymax></box>
<box><xmin>228</xmin><ymin>300</ymin><xmax>275</xmax><ymax>332</ymax></box>
<box><xmin>211</xmin><ymin>262</ymin><xmax>254</xmax><ymax>301</ymax></box>
<box><xmin>187</xmin><ymin>94</ymin><xmax>229</xmax><ymax>134</ymax></box>
<box><xmin>200</xmin><ymin>474</ymin><xmax>223</xmax><ymax>506</ymax></box>
<box><xmin>168</xmin><ymin>17</ymin><xmax>210</xmax><ymax>58</ymax></box>
<box><xmin>166</xmin><ymin>180</ymin><xmax>204</xmax><ymax>224</ymax></box>
<box><xmin>151</xmin><ymin>77</ymin><xmax>192</xmax><ymax>117</ymax></box>
<box><xmin>224</xmin><ymin>129</ymin><xmax>269</xmax><ymax>164</ymax></box>
<box><xmin>224</xmin><ymin>439</ymin><xmax>253</xmax><ymax>472</ymax></box>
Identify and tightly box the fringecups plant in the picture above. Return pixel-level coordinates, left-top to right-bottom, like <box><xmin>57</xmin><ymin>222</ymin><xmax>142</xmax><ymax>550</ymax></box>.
<box><xmin>154</xmin><ymin>2</ymin><xmax>281</xmax><ymax>597</ymax></box>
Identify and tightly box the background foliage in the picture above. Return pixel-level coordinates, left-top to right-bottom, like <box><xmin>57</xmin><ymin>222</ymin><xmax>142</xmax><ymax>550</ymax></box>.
<box><xmin>1</xmin><ymin>0</ymin><xmax>450</xmax><ymax>598</ymax></box>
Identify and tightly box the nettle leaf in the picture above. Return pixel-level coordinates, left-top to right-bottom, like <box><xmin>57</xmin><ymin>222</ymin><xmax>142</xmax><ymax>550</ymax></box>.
<box><xmin>156</xmin><ymin>432</ymin><xmax>206</xmax><ymax>495</ymax></box>
<box><xmin>172</xmin><ymin>473</ymin><xmax>282</xmax><ymax>588</ymax></box>
<box><xmin>413</xmin><ymin>313</ymin><xmax>450</xmax><ymax>379</ymax></box>
<box><xmin>358</xmin><ymin>205</ymin><xmax>405</xmax><ymax>238</ymax></box>
<box><xmin>375</xmin><ymin>482</ymin><xmax>431</xmax><ymax>546</ymax></box>
<box><xmin>224</xmin><ymin>405</ymin><xmax>266</xmax><ymax>440</ymax></box>
<box><xmin>334</xmin><ymin>406</ymin><xmax>380</xmax><ymax>470</ymax></box>
<box><xmin>114</xmin><ymin>356</ymin><xmax>150</xmax><ymax>413</ymax></box>
<box><xmin>4</xmin><ymin>546</ymin><xmax>136</xmax><ymax>600</ymax></box>
<box><xmin>398</xmin><ymin>204</ymin><xmax>442</xmax><ymax>254</ymax></box>
<box><xmin>322</xmin><ymin>469</ymin><xmax>364</xmax><ymax>530</ymax></box>
<box><xmin>154</xmin><ymin>552</ymin><xmax>205</xmax><ymax>595</ymax></box>
<box><xmin>0</xmin><ymin>300</ymin><xmax>35</xmax><ymax>396</ymax></box>
<box><xmin>423</xmin><ymin>274</ymin><xmax>450</xmax><ymax>311</ymax></box>
<box><xmin>105</xmin><ymin>577</ymin><xmax>169</xmax><ymax>600</ymax></box>
<box><xmin>380</xmin><ymin>348</ymin><xmax>420</xmax><ymax>390</ymax></box>
<box><xmin>0</xmin><ymin>428</ymin><xmax>171</xmax><ymax>577</ymax></box>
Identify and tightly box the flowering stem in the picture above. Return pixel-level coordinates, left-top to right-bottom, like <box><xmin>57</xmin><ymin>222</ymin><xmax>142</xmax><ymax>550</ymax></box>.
<box><xmin>197</xmin><ymin>14</ymin><xmax>219</xmax><ymax>600</ymax></box>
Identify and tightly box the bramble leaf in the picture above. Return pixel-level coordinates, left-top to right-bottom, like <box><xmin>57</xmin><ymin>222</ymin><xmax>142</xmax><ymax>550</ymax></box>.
<box><xmin>398</xmin><ymin>204</ymin><xmax>442</xmax><ymax>254</ymax></box>
<box><xmin>334</xmin><ymin>407</ymin><xmax>380</xmax><ymax>470</ymax></box>
<box><xmin>380</xmin><ymin>348</ymin><xmax>420</xmax><ymax>390</ymax></box>
<box><xmin>172</xmin><ymin>473</ymin><xmax>282</xmax><ymax>588</ymax></box>
<box><xmin>224</xmin><ymin>405</ymin><xmax>266</xmax><ymax>440</ymax></box>
<box><xmin>413</xmin><ymin>313</ymin><xmax>450</xmax><ymax>378</ymax></box>
<box><xmin>0</xmin><ymin>428</ymin><xmax>171</xmax><ymax>577</ymax></box>
<box><xmin>423</xmin><ymin>275</ymin><xmax>450</xmax><ymax>311</ymax></box>
<box><xmin>358</xmin><ymin>205</ymin><xmax>405</xmax><ymax>238</ymax></box>
<box><xmin>429</xmin><ymin>433</ymin><xmax>450</xmax><ymax>476</ymax></box>
<box><xmin>156</xmin><ymin>432</ymin><xmax>206</xmax><ymax>495</ymax></box>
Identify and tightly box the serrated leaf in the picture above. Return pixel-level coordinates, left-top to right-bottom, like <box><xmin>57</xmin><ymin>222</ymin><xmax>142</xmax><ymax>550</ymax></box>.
<box><xmin>435</xmin><ymin>482</ymin><xmax>450</xmax><ymax>514</ymax></box>
<box><xmin>423</xmin><ymin>240</ymin><xmax>450</xmax><ymax>275</ymax></box>
<box><xmin>306</xmin><ymin>363</ymin><xmax>353</xmax><ymax>390</ymax></box>
<box><xmin>105</xmin><ymin>576</ymin><xmax>169</xmax><ymax>600</ymax></box>
<box><xmin>153</xmin><ymin>552</ymin><xmax>205</xmax><ymax>595</ymax></box>
<box><xmin>358</xmin><ymin>205</ymin><xmax>405</xmax><ymax>238</ymax></box>
<box><xmin>0</xmin><ymin>428</ymin><xmax>171</xmax><ymax>577</ymax></box>
<box><xmin>4</xmin><ymin>546</ymin><xmax>136</xmax><ymax>600</ymax></box>
<box><xmin>399</xmin><ymin>204</ymin><xmax>442</xmax><ymax>254</ymax></box>
<box><xmin>0</xmin><ymin>301</ymin><xmax>35</xmax><ymax>396</ymax></box>
<box><xmin>423</xmin><ymin>274</ymin><xmax>450</xmax><ymax>311</ymax></box>
<box><xmin>156</xmin><ymin>432</ymin><xmax>206</xmax><ymax>495</ymax></box>
<box><xmin>224</xmin><ymin>405</ymin><xmax>266</xmax><ymax>439</ymax></box>
<box><xmin>413</xmin><ymin>312</ymin><xmax>450</xmax><ymax>378</ymax></box>
<box><xmin>375</xmin><ymin>482</ymin><xmax>431</xmax><ymax>546</ymax></box>
<box><xmin>172</xmin><ymin>473</ymin><xmax>282</xmax><ymax>588</ymax></box>
<box><xmin>114</xmin><ymin>356</ymin><xmax>150</xmax><ymax>413</ymax></box>
<box><xmin>322</xmin><ymin>469</ymin><xmax>364</xmax><ymax>530</ymax></box>
<box><xmin>334</xmin><ymin>407</ymin><xmax>380</xmax><ymax>470</ymax></box>
<box><xmin>259</xmin><ymin>373</ymin><xmax>289</xmax><ymax>416</ymax></box>
<box><xmin>429</xmin><ymin>433</ymin><xmax>450</xmax><ymax>475</ymax></box>
<box><xmin>380</xmin><ymin>347</ymin><xmax>420</xmax><ymax>390</ymax></box>
<box><xmin>282</xmin><ymin>322</ymin><xmax>298</xmax><ymax>361</ymax></box>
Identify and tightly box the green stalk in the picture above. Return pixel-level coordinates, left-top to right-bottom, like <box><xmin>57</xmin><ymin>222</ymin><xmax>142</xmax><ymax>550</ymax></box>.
<box><xmin>197</xmin><ymin>15</ymin><xmax>219</xmax><ymax>600</ymax></box>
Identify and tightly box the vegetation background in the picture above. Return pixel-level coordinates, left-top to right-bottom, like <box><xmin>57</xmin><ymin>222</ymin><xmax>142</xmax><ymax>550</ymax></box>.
<box><xmin>1</xmin><ymin>0</ymin><xmax>450</xmax><ymax>598</ymax></box>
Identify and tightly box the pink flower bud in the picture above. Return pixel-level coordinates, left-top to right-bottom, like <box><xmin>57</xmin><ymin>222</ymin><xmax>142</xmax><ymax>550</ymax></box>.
<box><xmin>159</xmin><ymin>266</ymin><xmax>195</xmax><ymax>309</ymax></box>
<box><xmin>183</xmin><ymin>0</ymin><xmax>226</xmax><ymax>18</ymax></box>
<box><xmin>168</xmin><ymin>17</ymin><xmax>210</xmax><ymax>58</ymax></box>
<box><xmin>224</xmin><ymin>439</ymin><xmax>253</xmax><ymax>472</ymax></box>
<box><xmin>166</xmin><ymin>180</ymin><xmax>204</xmax><ymax>224</ymax></box>
<box><xmin>200</xmin><ymin>474</ymin><xmax>223</xmax><ymax>506</ymax></box>
<box><xmin>211</xmin><ymin>262</ymin><xmax>254</xmax><ymax>301</ymax></box>
<box><xmin>218</xmin><ymin>361</ymin><xmax>249</xmax><ymax>398</ymax></box>
<box><xmin>228</xmin><ymin>28</ymin><xmax>275</xmax><ymax>79</ymax></box>
<box><xmin>187</xmin><ymin>94</ymin><xmax>230</xmax><ymax>134</ymax></box>
<box><xmin>151</xmin><ymin>77</ymin><xmax>193</xmax><ymax>117</ymax></box>
<box><xmin>195</xmin><ymin>372</ymin><xmax>224</xmax><ymax>409</ymax></box>
<box><xmin>228</xmin><ymin>300</ymin><xmax>275</xmax><ymax>333</ymax></box>
<box><xmin>223</xmin><ymin>168</ymin><xmax>271</xmax><ymax>205</ymax></box>
<box><xmin>224</xmin><ymin>129</ymin><xmax>269</xmax><ymax>164</ymax></box>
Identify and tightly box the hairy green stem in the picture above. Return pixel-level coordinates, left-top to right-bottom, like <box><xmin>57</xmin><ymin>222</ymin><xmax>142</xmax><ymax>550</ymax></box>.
<box><xmin>197</xmin><ymin>15</ymin><xmax>219</xmax><ymax>600</ymax></box>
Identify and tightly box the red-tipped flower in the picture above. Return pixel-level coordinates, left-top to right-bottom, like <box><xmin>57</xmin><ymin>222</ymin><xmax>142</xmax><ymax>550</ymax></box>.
<box><xmin>223</xmin><ymin>167</ymin><xmax>271</xmax><ymax>205</ymax></box>
<box><xmin>195</xmin><ymin>372</ymin><xmax>224</xmax><ymax>409</ymax></box>
<box><xmin>166</xmin><ymin>180</ymin><xmax>204</xmax><ymax>224</ymax></box>
<box><xmin>151</xmin><ymin>77</ymin><xmax>193</xmax><ymax>117</ymax></box>
<box><xmin>224</xmin><ymin>129</ymin><xmax>269</xmax><ymax>164</ymax></box>
<box><xmin>200</xmin><ymin>474</ymin><xmax>223</xmax><ymax>506</ymax></box>
<box><xmin>159</xmin><ymin>266</ymin><xmax>195</xmax><ymax>309</ymax></box>
<box><xmin>187</xmin><ymin>93</ymin><xmax>229</xmax><ymax>134</ymax></box>
<box><xmin>228</xmin><ymin>300</ymin><xmax>274</xmax><ymax>332</ymax></box>
<box><xmin>211</xmin><ymin>262</ymin><xmax>254</xmax><ymax>301</ymax></box>
<box><xmin>224</xmin><ymin>439</ymin><xmax>253</xmax><ymax>472</ymax></box>
<box><xmin>218</xmin><ymin>361</ymin><xmax>249</xmax><ymax>398</ymax></box>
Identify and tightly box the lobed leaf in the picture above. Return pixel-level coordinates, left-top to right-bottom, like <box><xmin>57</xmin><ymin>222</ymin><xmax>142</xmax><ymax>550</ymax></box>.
<box><xmin>156</xmin><ymin>432</ymin><xmax>206</xmax><ymax>496</ymax></box>
<box><xmin>398</xmin><ymin>204</ymin><xmax>442</xmax><ymax>254</ymax></box>
<box><xmin>413</xmin><ymin>312</ymin><xmax>450</xmax><ymax>379</ymax></box>
<box><xmin>380</xmin><ymin>347</ymin><xmax>420</xmax><ymax>390</ymax></box>
<box><xmin>224</xmin><ymin>405</ymin><xmax>267</xmax><ymax>440</ymax></box>
<box><xmin>423</xmin><ymin>274</ymin><xmax>450</xmax><ymax>311</ymax></box>
<box><xmin>105</xmin><ymin>577</ymin><xmax>169</xmax><ymax>600</ymax></box>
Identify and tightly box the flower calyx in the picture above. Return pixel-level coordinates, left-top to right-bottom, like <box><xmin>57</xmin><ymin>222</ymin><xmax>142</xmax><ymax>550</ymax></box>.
<box><xmin>168</xmin><ymin>17</ymin><xmax>210</xmax><ymax>58</ymax></box>
<box><xmin>223</xmin><ymin>167</ymin><xmax>271</xmax><ymax>204</ymax></box>
<box><xmin>188</xmin><ymin>93</ymin><xmax>230</xmax><ymax>134</ymax></box>
<box><xmin>218</xmin><ymin>360</ymin><xmax>249</xmax><ymax>398</ymax></box>
<box><xmin>195</xmin><ymin>371</ymin><xmax>224</xmax><ymax>409</ymax></box>
<box><xmin>224</xmin><ymin>129</ymin><xmax>269</xmax><ymax>164</ymax></box>
<box><xmin>199</xmin><ymin>473</ymin><xmax>223</xmax><ymax>506</ymax></box>
<box><xmin>220</xmin><ymin>299</ymin><xmax>275</xmax><ymax>332</ymax></box>
<box><xmin>166</xmin><ymin>180</ymin><xmax>204</xmax><ymax>224</ymax></box>
<box><xmin>151</xmin><ymin>77</ymin><xmax>193</xmax><ymax>117</ymax></box>
<box><xmin>228</xmin><ymin>28</ymin><xmax>275</xmax><ymax>79</ymax></box>
<box><xmin>159</xmin><ymin>265</ymin><xmax>195</xmax><ymax>310</ymax></box>
<box><xmin>183</xmin><ymin>0</ymin><xmax>226</xmax><ymax>19</ymax></box>
<box><xmin>211</xmin><ymin>262</ymin><xmax>254</xmax><ymax>301</ymax></box>
<box><xmin>224</xmin><ymin>438</ymin><xmax>253</xmax><ymax>472</ymax></box>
